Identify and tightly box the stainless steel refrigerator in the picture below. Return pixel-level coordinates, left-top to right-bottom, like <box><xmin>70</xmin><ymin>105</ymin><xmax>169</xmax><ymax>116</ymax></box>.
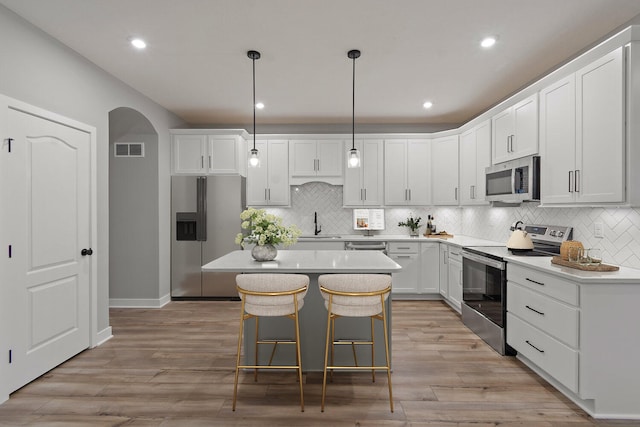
<box><xmin>171</xmin><ymin>175</ymin><xmax>246</xmax><ymax>298</ymax></box>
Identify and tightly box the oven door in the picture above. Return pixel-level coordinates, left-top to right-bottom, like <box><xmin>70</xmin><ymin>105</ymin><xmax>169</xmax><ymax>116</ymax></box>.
<box><xmin>461</xmin><ymin>250</ymin><xmax>506</xmax><ymax>327</ymax></box>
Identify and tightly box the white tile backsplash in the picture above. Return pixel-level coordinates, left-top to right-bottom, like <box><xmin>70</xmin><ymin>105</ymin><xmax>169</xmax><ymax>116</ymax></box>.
<box><xmin>266</xmin><ymin>182</ymin><xmax>640</xmax><ymax>269</ymax></box>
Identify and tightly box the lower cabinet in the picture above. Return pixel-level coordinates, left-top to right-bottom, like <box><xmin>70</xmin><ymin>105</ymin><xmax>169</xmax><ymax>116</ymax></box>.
<box><xmin>446</xmin><ymin>248</ymin><xmax>463</xmax><ymax>312</ymax></box>
<box><xmin>506</xmin><ymin>262</ymin><xmax>640</xmax><ymax>418</ymax></box>
<box><xmin>439</xmin><ymin>244</ymin><xmax>449</xmax><ymax>298</ymax></box>
<box><xmin>389</xmin><ymin>242</ymin><xmax>421</xmax><ymax>295</ymax></box>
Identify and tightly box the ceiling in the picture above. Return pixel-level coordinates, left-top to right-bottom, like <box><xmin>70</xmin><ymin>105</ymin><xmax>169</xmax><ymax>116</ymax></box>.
<box><xmin>3</xmin><ymin>0</ymin><xmax>640</xmax><ymax>129</ymax></box>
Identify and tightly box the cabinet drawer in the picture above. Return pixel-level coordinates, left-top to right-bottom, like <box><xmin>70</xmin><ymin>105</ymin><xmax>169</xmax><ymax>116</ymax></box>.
<box><xmin>388</xmin><ymin>242</ymin><xmax>419</xmax><ymax>253</ymax></box>
<box><xmin>508</xmin><ymin>282</ymin><xmax>578</xmax><ymax>347</ymax></box>
<box><xmin>508</xmin><ymin>264</ymin><xmax>578</xmax><ymax>305</ymax></box>
<box><xmin>507</xmin><ymin>313</ymin><xmax>578</xmax><ymax>393</ymax></box>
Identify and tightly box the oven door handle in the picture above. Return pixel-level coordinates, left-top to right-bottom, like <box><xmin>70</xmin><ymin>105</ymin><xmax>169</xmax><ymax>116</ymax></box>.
<box><xmin>461</xmin><ymin>251</ymin><xmax>506</xmax><ymax>271</ymax></box>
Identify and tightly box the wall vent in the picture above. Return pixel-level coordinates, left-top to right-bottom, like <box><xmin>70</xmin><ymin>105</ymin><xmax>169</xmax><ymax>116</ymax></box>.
<box><xmin>114</xmin><ymin>142</ymin><xmax>145</xmax><ymax>157</ymax></box>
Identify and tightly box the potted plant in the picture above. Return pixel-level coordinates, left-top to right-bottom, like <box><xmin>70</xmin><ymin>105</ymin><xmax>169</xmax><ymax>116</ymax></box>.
<box><xmin>398</xmin><ymin>214</ymin><xmax>422</xmax><ymax>237</ymax></box>
<box><xmin>235</xmin><ymin>208</ymin><xmax>301</xmax><ymax>261</ymax></box>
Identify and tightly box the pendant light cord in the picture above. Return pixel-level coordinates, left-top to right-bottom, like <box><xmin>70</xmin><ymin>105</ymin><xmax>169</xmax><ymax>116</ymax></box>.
<box><xmin>252</xmin><ymin>55</ymin><xmax>256</xmax><ymax>151</ymax></box>
<box><xmin>352</xmin><ymin>53</ymin><xmax>355</xmax><ymax>150</ymax></box>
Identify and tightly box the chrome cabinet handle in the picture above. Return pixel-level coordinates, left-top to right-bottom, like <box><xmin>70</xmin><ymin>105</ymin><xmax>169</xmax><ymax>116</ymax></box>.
<box><xmin>470</xmin><ymin>185</ymin><xmax>474</xmax><ymax>199</ymax></box>
<box><xmin>454</xmin><ymin>187</ymin><xmax>458</xmax><ymax>201</ymax></box>
<box><xmin>575</xmin><ymin>169</ymin><xmax>580</xmax><ymax>192</ymax></box>
<box><xmin>568</xmin><ymin>171</ymin><xmax>574</xmax><ymax>193</ymax></box>
<box><xmin>208</xmin><ymin>156</ymin><xmax>212</xmax><ymax>169</ymax></box>
<box><xmin>525</xmin><ymin>305</ymin><xmax>545</xmax><ymax>316</ymax></box>
<box><xmin>408</xmin><ymin>189</ymin><xmax>411</xmax><ymax>201</ymax></box>
<box><xmin>363</xmin><ymin>188</ymin><xmax>367</xmax><ymax>200</ymax></box>
<box><xmin>201</xmin><ymin>155</ymin><xmax>204</xmax><ymax>169</ymax></box>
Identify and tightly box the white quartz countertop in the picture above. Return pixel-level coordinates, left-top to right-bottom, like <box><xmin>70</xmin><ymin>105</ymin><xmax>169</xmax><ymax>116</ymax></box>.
<box><xmin>506</xmin><ymin>255</ymin><xmax>640</xmax><ymax>284</ymax></box>
<box><xmin>298</xmin><ymin>233</ymin><xmax>505</xmax><ymax>248</ymax></box>
<box><xmin>202</xmin><ymin>249</ymin><xmax>402</xmax><ymax>273</ymax></box>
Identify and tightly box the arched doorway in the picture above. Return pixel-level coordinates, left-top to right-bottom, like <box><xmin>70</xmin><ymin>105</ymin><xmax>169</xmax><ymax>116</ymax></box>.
<box><xmin>108</xmin><ymin>107</ymin><xmax>161</xmax><ymax>305</ymax></box>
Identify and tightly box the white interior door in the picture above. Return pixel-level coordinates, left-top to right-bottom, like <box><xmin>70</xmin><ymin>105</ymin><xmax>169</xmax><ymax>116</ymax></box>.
<box><xmin>4</xmin><ymin>106</ymin><xmax>91</xmax><ymax>393</ymax></box>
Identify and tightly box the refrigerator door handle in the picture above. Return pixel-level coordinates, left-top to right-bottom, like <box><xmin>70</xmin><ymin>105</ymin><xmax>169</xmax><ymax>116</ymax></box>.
<box><xmin>197</xmin><ymin>177</ymin><xmax>207</xmax><ymax>241</ymax></box>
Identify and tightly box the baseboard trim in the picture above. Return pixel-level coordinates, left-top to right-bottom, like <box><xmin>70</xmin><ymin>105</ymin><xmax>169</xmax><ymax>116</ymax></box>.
<box><xmin>95</xmin><ymin>326</ymin><xmax>113</xmax><ymax>347</ymax></box>
<box><xmin>109</xmin><ymin>294</ymin><xmax>171</xmax><ymax>309</ymax></box>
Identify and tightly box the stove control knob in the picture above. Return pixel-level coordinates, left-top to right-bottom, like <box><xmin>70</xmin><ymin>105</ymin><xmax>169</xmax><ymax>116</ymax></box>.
<box><xmin>550</xmin><ymin>230</ymin><xmax>557</xmax><ymax>237</ymax></box>
<box><xmin>557</xmin><ymin>231</ymin><xmax>564</xmax><ymax>238</ymax></box>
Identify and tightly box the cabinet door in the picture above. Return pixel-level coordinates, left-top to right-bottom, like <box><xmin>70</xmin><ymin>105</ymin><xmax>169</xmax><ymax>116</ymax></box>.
<box><xmin>459</xmin><ymin>129</ymin><xmax>477</xmax><ymax>205</ymax></box>
<box><xmin>289</xmin><ymin>140</ymin><xmax>317</xmax><ymax>176</ymax></box>
<box><xmin>246</xmin><ymin>140</ymin><xmax>269</xmax><ymax>205</ymax></box>
<box><xmin>390</xmin><ymin>253</ymin><xmax>420</xmax><ymax>295</ymax></box>
<box><xmin>512</xmin><ymin>94</ymin><xmax>538</xmax><ymax>158</ymax></box>
<box><xmin>474</xmin><ymin>120</ymin><xmax>491</xmax><ymax>204</ymax></box>
<box><xmin>407</xmin><ymin>139</ymin><xmax>431</xmax><ymax>205</ymax></box>
<box><xmin>491</xmin><ymin>107</ymin><xmax>513</xmax><ymax>164</ymax></box>
<box><xmin>266</xmin><ymin>140</ymin><xmax>290</xmax><ymax>206</ymax></box>
<box><xmin>420</xmin><ymin>243</ymin><xmax>439</xmax><ymax>293</ymax></box>
<box><xmin>362</xmin><ymin>139</ymin><xmax>383</xmax><ymax>206</ymax></box>
<box><xmin>343</xmin><ymin>140</ymin><xmax>364</xmax><ymax>206</ymax></box>
<box><xmin>439</xmin><ymin>244</ymin><xmax>449</xmax><ymax>298</ymax></box>
<box><xmin>384</xmin><ymin>139</ymin><xmax>408</xmax><ymax>205</ymax></box>
<box><xmin>576</xmin><ymin>47</ymin><xmax>624</xmax><ymax>203</ymax></box>
<box><xmin>173</xmin><ymin>134</ymin><xmax>206</xmax><ymax>174</ymax></box>
<box><xmin>431</xmin><ymin>135</ymin><xmax>459</xmax><ymax>205</ymax></box>
<box><xmin>447</xmin><ymin>257</ymin><xmax>462</xmax><ymax>311</ymax></box>
<box><xmin>540</xmin><ymin>75</ymin><xmax>576</xmax><ymax>204</ymax></box>
<box><xmin>316</xmin><ymin>140</ymin><xmax>343</xmax><ymax>177</ymax></box>
<box><xmin>207</xmin><ymin>136</ymin><xmax>240</xmax><ymax>174</ymax></box>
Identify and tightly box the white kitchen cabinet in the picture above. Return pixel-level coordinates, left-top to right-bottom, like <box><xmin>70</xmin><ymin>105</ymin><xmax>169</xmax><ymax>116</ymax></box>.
<box><xmin>446</xmin><ymin>247</ymin><xmax>463</xmax><ymax>312</ymax></box>
<box><xmin>431</xmin><ymin>135</ymin><xmax>459</xmax><ymax>205</ymax></box>
<box><xmin>459</xmin><ymin>121</ymin><xmax>490</xmax><ymax>205</ymax></box>
<box><xmin>246</xmin><ymin>140</ymin><xmax>289</xmax><ymax>206</ymax></box>
<box><xmin>388</xmin><ymin>242</ymin><xmax>421</xmax><ymax>296</ymax></box>
<box><xmin>540</xmin><ymin>47</ymin><xmax>625</xmax><ymax>205</ymax></box>
<box><xmin>439</xmin><ymin>244</ymin><xmax>449</xmax><ymax>298</ymax></box>
<box><xmin>420</xmin><ymin>242</ymin><xmax>440</xmax><ymax>293</ymax></box>
<box><xmin>491</xmin><ymin>93</ymin><xmax>538</xmax><ymax>164</ymax></box>
<box><xmin>505</xmin><ymin>262</ymin><xmax>640</xmax><ymax>418</ymax></box>
<box><xmin>171</xmin><ymin>131</ymin><xmax>247</xmax><ymax>175</ymax></box>
<box><xmin>343</xmin><ymin>139</ymin><xmax>383</xmax><ymax>206</ymax></box>
<box><xmin>384</xmin><ymin>139</ymin><xmax>431</xmax><ymax>205</ymax></box>
<box><xmin>289</xmin><ymin>139</ymin><xmax>343</xmax><ymax>185</ymax></box>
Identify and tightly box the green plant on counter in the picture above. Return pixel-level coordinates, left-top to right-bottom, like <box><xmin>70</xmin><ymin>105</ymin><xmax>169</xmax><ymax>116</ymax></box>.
<box><xmin>235</xmin><ymin>207</ymin><xmax>301</xmax><ymax>248</ymax></box>
<box><xmin>398</xmin><ymin>214</ymin><xmax>422</xmax><ymax>232</ymax></box>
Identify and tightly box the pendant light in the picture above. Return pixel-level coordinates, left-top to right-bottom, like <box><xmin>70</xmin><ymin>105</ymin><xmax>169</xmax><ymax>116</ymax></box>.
<box><xmin>248</xmin><ymin>50</ymin><xmax>261</xmax><ymax>167</ymax></box>
<box><xmin>347</xmin><ymin>49</ymin><xmax>361</xmax><ymax>168</ymax></box>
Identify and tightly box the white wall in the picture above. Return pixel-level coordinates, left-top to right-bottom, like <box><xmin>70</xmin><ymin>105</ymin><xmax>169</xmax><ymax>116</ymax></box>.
<box><xmin>0</xmin><ymin>6</ymin><xmax>184</xmax><ymax>334</ymax></box>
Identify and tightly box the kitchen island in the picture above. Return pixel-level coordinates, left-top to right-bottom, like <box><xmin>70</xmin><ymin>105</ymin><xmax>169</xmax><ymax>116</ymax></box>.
<box><xmin>202</xmin><ymin>249</ymin><xmax>401</xmax><ymax>371</ymax></box>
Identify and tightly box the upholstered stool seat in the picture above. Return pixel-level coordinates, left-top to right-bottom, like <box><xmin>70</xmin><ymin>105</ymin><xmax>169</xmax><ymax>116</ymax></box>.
<box><xmin>233</xmin><ymin>273</ymin><xmax>309</xmax><ymax>412</ymax></box>
<box><xmin>318</xmin><ymin>273</ymin><xmax>393</xmax><ymax>412</ymax></box>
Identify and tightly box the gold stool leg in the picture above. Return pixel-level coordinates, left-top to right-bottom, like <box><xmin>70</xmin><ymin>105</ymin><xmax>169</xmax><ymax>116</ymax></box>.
<box><xmin>370</xmin><ymin>316</ymin><xmax>376</xmax><ymax>383</ymax></box>
<box><xmin>254</xmin><ymin>317</ymin><xmax>259</xmax><ymax>382</ymax></box>
<box><xmin>381</xmin><ymin>297</ymin><xmax>394</xmax><ymax>412</ymax></box>
<box><xmin>233</xmin><ymin>301</ymin><xmax>247</xmax><ymax>411</ymax></box>
<box><xmin>321</xmin><ymin>296</ymin><xmax>333</xmax><ymax>412</ymax></box>
<box><xmin>293</xmin><ymin>298</ymin><xmax>304</xmax><ymax>412</ymax></box>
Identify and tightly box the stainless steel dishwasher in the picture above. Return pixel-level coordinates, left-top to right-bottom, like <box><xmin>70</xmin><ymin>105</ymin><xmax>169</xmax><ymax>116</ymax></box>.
<box><xmin>344</xmin><ymin>241</ymin><xmax>388</xmax><ymax>254</ymax></box>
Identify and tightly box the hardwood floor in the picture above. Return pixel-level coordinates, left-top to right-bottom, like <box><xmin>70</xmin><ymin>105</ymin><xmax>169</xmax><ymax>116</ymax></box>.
<box><xmin>1</xmin><ymin>300</ymin><xmax>638</xmax><ymax>426</ymax></box>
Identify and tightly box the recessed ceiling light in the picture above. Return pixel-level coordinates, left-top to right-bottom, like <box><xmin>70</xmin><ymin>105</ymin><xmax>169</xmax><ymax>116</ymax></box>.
<box><xmin>423</xmin><ymin>101</ymin><xmax>433</xmax><ymax>109</ymax></box>
<box><xmin>481</xmin><ymin>37</ymin><xmax>496</xmax><ymax>48</ymax></box>
<box><xmin>130</xmin><ymin>38</ymin><xmax>147</xmax><ymax>49</ymax></box>
<box><xmin>255</xmin><ymin>102</ymin><xmax>265</xmax><ymax>109</ymax></box>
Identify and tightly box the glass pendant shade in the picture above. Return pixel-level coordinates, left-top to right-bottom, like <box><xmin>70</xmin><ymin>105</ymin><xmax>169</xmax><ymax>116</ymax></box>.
<box><xmin>348</xmin><ymin>147</ymin><xmax>360</xmax><ymax>168</ymax></box>
<box><xmin>249</xmin><ymin>148</ymin><xmax>260</xmax><ymax>167</ymax></box>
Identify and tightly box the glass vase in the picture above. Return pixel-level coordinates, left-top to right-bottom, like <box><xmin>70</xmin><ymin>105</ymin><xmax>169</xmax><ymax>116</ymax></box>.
<box><xmin>251</xmin><ymin>244</ymin><xmax>277</xmax><ymax>262</ymax></box>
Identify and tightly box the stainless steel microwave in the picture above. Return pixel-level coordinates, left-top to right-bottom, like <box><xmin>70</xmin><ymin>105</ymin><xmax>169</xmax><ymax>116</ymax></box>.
<box><xmin>485</xmin><ymin>156</ymin><xmax>540</xmax><ymax>203</ymax></box>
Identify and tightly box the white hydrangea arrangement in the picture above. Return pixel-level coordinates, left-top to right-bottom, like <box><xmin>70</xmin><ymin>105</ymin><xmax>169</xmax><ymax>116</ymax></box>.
<box><xmin>235</xmin><ymin>207</ymin><xmax>301</xmax><ymax>248</ymax></box>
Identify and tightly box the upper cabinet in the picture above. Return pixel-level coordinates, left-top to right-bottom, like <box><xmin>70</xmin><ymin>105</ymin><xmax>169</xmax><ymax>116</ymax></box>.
<box><xmin>459</xmin><ymin>121</ymin><xmax>491</xmax><ymax>205</ymax></box>
<box><xmin>289</xmin><ymin>139</ymin><xmax>343</xmax><ymax>185</ymax></box>
<box><xmin>246</xmin><ymin>140</ymin><xmax>290</xmax><ymax>206</ymax></box>
<box><xmin>171</xmin><ymin>130</ymin><xmax>248</xmax><ymax>175</ymax></box>
<box><xmin>431</xmin><ymin>135</ymin><xmax>459</xmax><ymax>205</ymax></box>
<box><xmin>491</xmin><ymin>94</ymin><xmax>538</xmax><ymax>164</ymax></box>
<box><xmin>384</xmin><ymin>139</ymin><xmax>431</xmax><ymax>205</ymax></box>
<box><xmin>343</xmin><ymin>139</ymin><xmax>383</xmax><ymax>207</ymax></box>
<box><xmin>540</xmin><ymin>47</ymin><xmax>624</xmax><ymax>205</ymax></box>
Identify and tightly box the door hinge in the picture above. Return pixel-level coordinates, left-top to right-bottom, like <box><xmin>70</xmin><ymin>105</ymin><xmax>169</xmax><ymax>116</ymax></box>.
<box><xmin>5</xmin><ymin>138</ymin><xmax>13</xmax><ymax>153</ymax></box>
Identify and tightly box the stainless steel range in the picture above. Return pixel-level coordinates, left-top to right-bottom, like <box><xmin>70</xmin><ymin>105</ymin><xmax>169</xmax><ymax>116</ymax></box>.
<box><xmin>460</xmin><ymin>224</ymin><xmax>573</xmax><ymax>355</ymax></box>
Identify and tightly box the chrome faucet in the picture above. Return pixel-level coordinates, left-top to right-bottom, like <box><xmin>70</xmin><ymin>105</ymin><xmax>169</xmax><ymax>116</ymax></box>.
<box><xmin>314</xmin><ymin>211</ymin><xmax>322</xmax><ymax>235</ymax></box>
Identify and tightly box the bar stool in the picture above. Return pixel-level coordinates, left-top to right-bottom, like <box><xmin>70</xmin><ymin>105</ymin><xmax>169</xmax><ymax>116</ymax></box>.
<box><xmin>233</xmin><ymin>273</ymin><xmax>309</xmax><ymax>412</ymax></box>
<box><xmin>318</xmin><ymin>274</ymin><xmax>393</xmax><ymax>412</ymax></box>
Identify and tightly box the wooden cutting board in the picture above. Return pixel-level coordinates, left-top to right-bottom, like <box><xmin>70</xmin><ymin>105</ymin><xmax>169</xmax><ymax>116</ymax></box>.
<box><xmin>424</xmin><ymin>232</ymin><xmax>454</xmax><ymax>239</ymax></box>
<box><xmin>551</xmin><ymin>256</ymin><xmax>619</xmax><ymax>271</ymax></box>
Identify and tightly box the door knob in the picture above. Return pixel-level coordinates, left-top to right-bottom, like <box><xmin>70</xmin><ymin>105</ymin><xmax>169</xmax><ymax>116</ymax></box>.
<box><xmin>81</xmin><ymin>248</ymin><xmax>93</xmax><ymax>256</ymax></box>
